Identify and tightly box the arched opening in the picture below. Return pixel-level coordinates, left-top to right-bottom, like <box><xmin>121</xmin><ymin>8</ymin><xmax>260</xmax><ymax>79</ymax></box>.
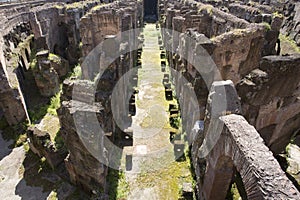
<box><xmin>144</xmin><ymin>0</ymin><xmax>158</xmax><ymax>22</ymax></box>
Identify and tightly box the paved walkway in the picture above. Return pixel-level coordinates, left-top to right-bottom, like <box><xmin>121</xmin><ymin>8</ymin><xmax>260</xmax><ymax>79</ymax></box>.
<box><xmin>122</xmin><ymin>24</ymin><xmax>193</xmax><ymax>200</ymax></box>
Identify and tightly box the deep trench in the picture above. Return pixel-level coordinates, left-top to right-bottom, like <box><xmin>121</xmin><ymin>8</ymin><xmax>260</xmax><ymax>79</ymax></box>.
<box><xmin>106</xmin><ymin>22</ymin><xmax>196</xmax><ymax>199</ymax></box>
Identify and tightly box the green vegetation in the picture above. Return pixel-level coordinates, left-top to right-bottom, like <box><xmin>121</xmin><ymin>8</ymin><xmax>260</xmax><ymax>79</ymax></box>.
<box><xmin>279</xmin><ymin>34</ymin><xmax>300</xmax><ymax>54</ymax></box>
<box><xmin>30</xmin><ymin>58</ymin><xmax>37</xmax><ymax>69</ymax></box>
<box><xmin>226</xmin><ymin>182</ymin><xmax>242</xmax><ymax>200</ymax></box>
<box><xmin>28</xmin><ymin>89</ymin><xmax>61</xmax><ymax>123</ymax></box>
<box><xmin>170</xmin><ymin>114</ymin><xmax>180</xmax><ymax>129</ymax></box>
<box><xmin>91</xmin><ymin>4</ymin><xmax>105</xmax><ymax>12</ymax></box>
<box><xmin>66</xmin><ymin>0</ymin><xmax>100</xmax><ymax>10</ymax></box>
<box><xmin>23</xmin><ymin>142</ymin><xmax>30</xmax><ymax>152</ymax></box>
<box><xmin>47</xmin><ymin>92</ymin><xmax>61</xmax><ymax>116</ymax></box>
<box><xmin>48</xmin><ymin>53</ymin><xmax>62</xmax><ymax>65</ymax></box>
<box><xmin>66</xmin><ymin>1</ymin><xmax>85</xmax><ymax>10</ymax></box>
<box><xmin>71</xmin><ymin>64</ymin><xmax>82</xmax><ymax>78</ymax></box>
<box><xmin>198</xmin><ymin>4</ymin><xmax>213</xmax><ymax>16</ymax></box>
<box><xmin>54</xmin><ymin>131</ymin><xmax>64</xmax><ymax>150</ymax></box>
<box><xmin>262</xmin><ymin>22</ymin><xmax>271</xmax><ymax>31</ymax></box>
<box><xmin>273</xmin><ymin>11</ymin><xmax>283</xmax><ymax>19</ymax></box>
<box><xmin>137</xmin><ymin>151</ymin><xmax>195</xmax><ymax>200</ymax></box>
<box><xmin>107</xmin><ymin>169</ymin><xmax>130</xmax><ymax>200</ymax></box>
<box><xmin>47</xmin><ymin>191</ymin><xmax>58</xmax><ymax>200</ymax></box>
<box><xmin>1</xmin><ymin>123</ymin><xmax>28</xmax><ymax>148</ymax></box>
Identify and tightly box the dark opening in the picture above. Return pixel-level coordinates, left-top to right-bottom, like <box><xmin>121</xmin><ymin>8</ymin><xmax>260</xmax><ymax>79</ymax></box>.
<box><xmin>53</xmin><ymin>22</ymin><xmax>69</xmax><ymax>59</ymax></box>
<box><xmin>20</xmin><ymin>56</ymin><xmax>26</xmax><ymax>72</ymax></box>
<box><xmin>25</xmin><ymin>49</ymin><xmax>30</xmax><ymax>62</ymax></box>
<box><xmin>144</xmin><ymin>0</ymin><xmax>158</xmax><ymax>22</ymax></box>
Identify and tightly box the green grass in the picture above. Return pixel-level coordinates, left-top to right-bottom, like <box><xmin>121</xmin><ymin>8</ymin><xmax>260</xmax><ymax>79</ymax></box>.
<box><xmin>136</xmin><ymin>151</ymin><xmax>194</xmax><ymax>200</ymax></box>
<box><xmin>66</xmin><ymin>0</ymin><xmax>100</xmax><ymax>10</ymax></box>
<box><xmin>30</xmin><ymin>58</ymin><xmax>37</xmax><ymax>70</ymax></box>
<box><xmin>273</xmin><ymin>11</ymin><xmax>283</xmax><ymax>19</ymax></box>
<box><xmin>47</xmin><ymin>191</ymin><xmax>58</xmax><ymax>200</ymax></box>
<box><xmin>226</xmin><ymin>182</ymin><xmax>242</xmax><ymax>200</ymax></box>
<box><xmin>47</xmin><ymin>92</ymin><xmax>61</xmax><ymax>116</ymax></box>
<box><xmin>71</xmin><ymin>64</ymin><xmax>82</xmax><ymax>78</ymax></box>
<box><xmin>28</xmin><ymin>90</ymin><xmax>61</xmax><ymax>123</ymax></box>
<box><xmin>107</xmin><ymin>169</ymin><xmax>130</xmax><ymax>200</ymax></box>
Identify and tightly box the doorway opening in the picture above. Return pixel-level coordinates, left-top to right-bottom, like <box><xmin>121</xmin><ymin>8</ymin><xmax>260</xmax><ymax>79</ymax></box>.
<box><xmin>144</xmin><ymin>0</ymin><xmax>158</xmax><ymax>22</ymax></box>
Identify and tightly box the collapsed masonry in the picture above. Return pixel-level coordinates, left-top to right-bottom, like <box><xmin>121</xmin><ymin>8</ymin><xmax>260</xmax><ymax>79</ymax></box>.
<box><xmin>0</xmin><ymin>0</ymin><xmax>300</xmax><ymax>198</ymax></box>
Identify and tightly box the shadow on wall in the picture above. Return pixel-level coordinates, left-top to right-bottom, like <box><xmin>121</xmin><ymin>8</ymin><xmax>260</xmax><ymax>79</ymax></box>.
<box><xmin>15</xmin><ymin>151</ymin><xmax>76</xmax><ymax>200</ymax></box>
<box><xmin>0</xmin><ymin>131</ymin><xmax>13</xmax><ymax>161</ymax></box>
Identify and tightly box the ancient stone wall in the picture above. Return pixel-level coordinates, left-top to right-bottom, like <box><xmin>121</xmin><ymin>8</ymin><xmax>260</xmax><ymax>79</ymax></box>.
<box><xmin>192</xmin><ymin>80</ymin><xmax>300</xmax><ymax>199</ymax></box>
<box><xmin>57</xmin><ymin>0</ymin><xmax>143</xmax><ymax>193</ymax></box>
<box><xmin>281</xmin><ymin>1</ymin><xmax>300</xmax><ymax>46</ymax></box>
<box><xmin>159</xmin><ymin>0</ymin><xmax>300</xmax><ymax>198</ymax></box>
<box><xmin>198</xmin><ymin>114</ymin><xmax>300</xmax><ymax>200</ymax></box>
<box><xmin>0</xmin><ymin>22</ymin><xmax>32</xmax><ymax>125</ymax></box>
<box><xmin>237</xmin><ymin>55</ymin><xmax>300</xmax><ymax>154</ymax></box>
<box><xmin>0</xmin><ymin>0</ymin><xmax>103</xmax><ymax>125</ymax></box>
<box><xmin>58</xmin><ymin>80</ymin><xmax>109</xmax><ymax>193</ymax></box>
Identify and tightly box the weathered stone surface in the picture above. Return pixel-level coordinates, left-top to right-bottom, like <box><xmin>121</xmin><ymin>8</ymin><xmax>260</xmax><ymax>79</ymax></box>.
<box><xmin>0</xmin><ymin>61</ymin><xmax>28</xmax><ymax>125</ymax></box>
<box><xmin>198</xmin><ymin>114</ymin><xmax>300</xmax><ymax>200</ymax></box>
<box><xmin>281</xmin><ymin>1</ymin><xmax>300</xmax><ymax>46</ymax></box>
<box><xmin>27</xmin><ymin>114</ymin><xmax>66</xmax><ymax>169</ymax></box>
<box><xmin>212</xmin><ymin>26</ymin><xmax>265</xmax><ymax>84</ymax></box>
<box><xmin>33</xmin><ymin>50</ymin><xmax>60</xmax><ymax>97</ymax></box>
<box><xmin>286</xmin><ymin>144</ymin><xmax>300</xmax><ymax>186</ymax></box>
<box><xmin>237</xmin><ymin>54</ymin><xmax>300</xmax><ymax>154</ymax></box>
<box><xmin>58</xmin><ymin>96</ymin><xmax>108</xmax><ymax>193</ymax></box>
<box><xmin>48</xmin><ymin>53</ymin><xmax>69</xmax><ymax>77</ymax></box>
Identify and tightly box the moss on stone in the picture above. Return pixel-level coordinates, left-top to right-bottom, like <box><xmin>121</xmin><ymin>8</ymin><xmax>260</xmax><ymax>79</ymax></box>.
<box><xmin>227</xmin><ymin>182</ymin><xmax>242</xmax><ymax>200</ymax></box>
<box><xmin>66</xmin><ymin>0</ymin><xmax>99</xmax><ymax>10</ymax></box>
<box><xmin>48</xmin><ymin>53</ymin><xmax>62</xmax><ymax>65</ymax></box>
<box><xmin>198</xmin><ymin>4</ymin><xmax>213</xmax><ymax>16</ymax></box>
<box><xmin>91</xmin><ymin>4</ymin><xmax>106</xmax><ymax>12</ymax></box>
<box><xmin>273</xmin><ymin>11</ymin><xmax>283</xmax><ymax>19</ymax></box>
<box><xmin>262</xmin><ymin>22</ymin><xmax>271</xmax><ymax>31</ymax></box>
<box><xmin>107</xmin><ymin>169</ymin><xmax>130</xmax><ymax>200</ymax></box>
<box><xmin>136</xmin><ymin>151</ymin><xmax>194</xmax><ymax>199</ymax></box>
<box><xmin>279</xmin><ymin>34</ymin><xmax>300</xmax><ymax>54</ymax></box>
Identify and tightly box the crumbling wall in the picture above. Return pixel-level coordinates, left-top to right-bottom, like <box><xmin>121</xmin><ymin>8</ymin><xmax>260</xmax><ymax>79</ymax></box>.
<box><xmin>281</xmin><ymin>1</ymin><xmax>300</xmax><ymax>46</ymax></box>
<box><xmin>192</xmin><ymin>80</ymin><xmax>300</xmax><ymax>199</ymax></box>
<box><xmin>0</xmin><ymin>23</ymin><xmax>33</xmax><ymax>125</ymax></box>
<box><xmin>58</xmin><ymin>80</ymin><xmax>109</xmax><ymax>193</ymax></box>
<box><xmin>198</xmin><ymin>114</ymin><xmax>300</xmax><ymax>200</ymax></box>
<box><xmin>237</xmin><ymin>54</ymin><xmax>300</xmax><ymax>154</ymax></box>
<box><xmin>57</xmin><ymin>0</ymin><xmax>143</xmax><ymax>193</ymax></box>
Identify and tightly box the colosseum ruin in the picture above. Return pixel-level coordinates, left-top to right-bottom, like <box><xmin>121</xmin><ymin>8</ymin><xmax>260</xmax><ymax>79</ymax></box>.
<box><xmin>1</xmin><ymin>0</ymin><xmax>300</xmax><ymax>199</ymax></box>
